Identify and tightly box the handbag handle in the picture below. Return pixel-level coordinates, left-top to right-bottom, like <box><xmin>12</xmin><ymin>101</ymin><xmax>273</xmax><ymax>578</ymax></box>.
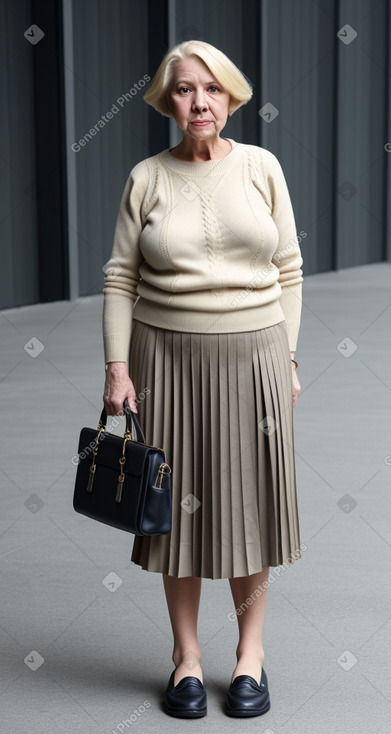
<box><xmin>98</xmin><ymin>398</ymin><xmax>145</xmax><ymax>443</ymax></box>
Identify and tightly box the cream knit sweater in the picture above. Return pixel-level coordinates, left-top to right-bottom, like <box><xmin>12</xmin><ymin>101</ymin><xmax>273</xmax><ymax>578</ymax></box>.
<box><xmin>102</xmin><ymin>139</ymin><xmax>303</xmax><ymax>364</ymax></box>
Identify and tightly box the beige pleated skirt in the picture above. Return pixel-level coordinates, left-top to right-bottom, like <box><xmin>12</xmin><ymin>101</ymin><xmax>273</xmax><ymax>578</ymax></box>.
<box><xmin>129</xmin><ymin>318</ymin><xmax>302</xmax><ymax>579</ymax></box>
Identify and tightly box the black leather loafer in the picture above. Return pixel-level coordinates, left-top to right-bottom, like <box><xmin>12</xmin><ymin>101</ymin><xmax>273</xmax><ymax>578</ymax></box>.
<box><xmin>163</xmin><ymin>670</ymin><xmax>207</xmax><ymax>718</ymax></box>
<box><xmin>225</xmin><ymin>667</ymin><xmax>270</xmax><ymax>717</ymax></box>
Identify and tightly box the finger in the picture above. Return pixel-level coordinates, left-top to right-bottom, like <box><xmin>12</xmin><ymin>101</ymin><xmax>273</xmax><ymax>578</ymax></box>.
<box><xmin>109</xmin><ymin>402</ymin><xmax>123</xmax><ymax>416</ymax></box>
<box><xmin>128</xmin><ymin>396</ymin><xmax>138</xmax><ymax>413</ymax></box>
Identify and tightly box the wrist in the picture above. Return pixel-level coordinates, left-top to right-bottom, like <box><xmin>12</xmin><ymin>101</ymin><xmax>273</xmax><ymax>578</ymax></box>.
<box><xmin>105</xmin><ymin>361</ymin><xmax>127</xmax><ymax>372</ymax></box>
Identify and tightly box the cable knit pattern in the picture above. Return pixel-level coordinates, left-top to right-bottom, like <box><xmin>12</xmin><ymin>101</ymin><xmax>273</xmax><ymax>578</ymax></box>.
<box><xmin>200</xmin><ymin>190</ymin><xmax>226</xmax><ymax>292</ymax></box>
<box><xmin>102</xmin><ymin>139</ymin><xmax>303</xmax><ymax>365</ymax></box>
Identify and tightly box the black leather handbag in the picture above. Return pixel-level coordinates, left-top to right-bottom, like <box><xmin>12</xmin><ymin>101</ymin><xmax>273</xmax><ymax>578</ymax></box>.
<box><xmin>73</xmin><ymin>399</ymin><xmax>172</xmax><ymax>535</ymax></box>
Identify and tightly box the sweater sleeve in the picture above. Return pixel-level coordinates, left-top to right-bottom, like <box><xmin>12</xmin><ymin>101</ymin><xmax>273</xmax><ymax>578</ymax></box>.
<box><xmin>102</xmin><ymin>160</ymin><xmax>149</xmax><ymax>366</ymax></box>
<box><xmin>263</xmin><ymin>150</ymin><xmax>303</xmax><ymax>352</ymax></box>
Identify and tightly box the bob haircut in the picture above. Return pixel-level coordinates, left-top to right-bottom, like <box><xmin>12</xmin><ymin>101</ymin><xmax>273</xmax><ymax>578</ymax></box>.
<box><xmin>143</xmin><ymin>40</ymin><xmax>253</xmax><ymax>118</ymax></box>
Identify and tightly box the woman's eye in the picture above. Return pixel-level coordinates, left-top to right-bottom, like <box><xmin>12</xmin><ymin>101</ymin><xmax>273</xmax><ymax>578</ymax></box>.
<box><xmin>178</xmin><ymin>86</ymin><xmax>220</xmax><ymax>94</ymax></box>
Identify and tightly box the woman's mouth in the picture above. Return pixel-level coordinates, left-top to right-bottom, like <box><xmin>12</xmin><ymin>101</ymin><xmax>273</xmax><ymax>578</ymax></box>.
<box><xmin>191</xmin><ymin>121</ymin><xmax>212</xmax><ymax>126</ymax></box>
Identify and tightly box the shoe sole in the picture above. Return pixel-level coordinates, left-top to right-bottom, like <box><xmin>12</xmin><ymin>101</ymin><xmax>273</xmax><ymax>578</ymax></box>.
<box><xmin>163</xmin><ymin>701</ymin><xmax>207</xmax><ymax>718</ymax></box>
<box><xmin>225</xmin><ymin>700</ymin><xmax>271</xmax><ymax>717</ymax></box>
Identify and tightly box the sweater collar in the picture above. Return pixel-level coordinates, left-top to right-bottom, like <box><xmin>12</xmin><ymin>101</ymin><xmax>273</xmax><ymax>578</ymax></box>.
<box><xmin>159</xmin><ymin>138</ymin><xmax>239</xmax><ymax>176</ymax></box>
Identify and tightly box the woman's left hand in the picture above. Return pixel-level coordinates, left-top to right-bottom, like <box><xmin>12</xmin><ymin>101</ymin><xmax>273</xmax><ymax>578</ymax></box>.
<box><xmin>291</xmin><ymin>363</ymin><xmax>301</xmax><ymax>407</ymax></box>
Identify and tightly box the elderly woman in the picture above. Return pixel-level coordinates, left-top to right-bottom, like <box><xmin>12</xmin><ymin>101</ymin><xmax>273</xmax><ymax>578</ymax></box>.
<box><xmin>102</xmin><ymin>40</ymin><xmax>303</xmax><ymax>719</ymax></box>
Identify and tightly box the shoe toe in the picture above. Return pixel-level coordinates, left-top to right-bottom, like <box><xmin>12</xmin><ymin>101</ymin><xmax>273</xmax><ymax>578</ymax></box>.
<box><xmin>163</xmin><ymin>670</ymin><xmax>207</xmax><ymax>718</ymax></box>
<box><xmin>226</xmin><ymin>668</ymin><xmax>270</xmax><ymax>717</ymax></box>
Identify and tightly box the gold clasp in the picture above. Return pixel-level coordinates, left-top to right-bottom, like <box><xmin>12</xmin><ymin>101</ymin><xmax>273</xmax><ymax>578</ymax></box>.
<box><xmin>115</xmin><ymin>431</ymin><xmax>132</xmax><ymax>503</ymax></box>
<box><xmin>154</xmin><ymin>463</ymin><xmax>171</xmax><ymax>489</ymax></box>
<box><xmin>86</xmin><ymin>424</ymin><xmax>105</xmax><ymax>493</ymax></box>
<box><xmin>115</xmin><ymin>456</ymin><xmax>126</xmax><ymax>502</ymax></box>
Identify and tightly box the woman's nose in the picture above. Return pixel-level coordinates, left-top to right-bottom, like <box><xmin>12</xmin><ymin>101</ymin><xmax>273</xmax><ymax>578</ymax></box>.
<box><xmin>192</xmin><ymin>93</ymin><xmax>208</xmax><ymax>111</ymax></box>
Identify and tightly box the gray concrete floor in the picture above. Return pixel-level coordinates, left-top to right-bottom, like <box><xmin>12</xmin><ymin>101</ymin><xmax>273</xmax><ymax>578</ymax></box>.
<box><xmin>1</xmin><ymin>262</ymin><xmax>391</xmax><ymax>734</ymax></box>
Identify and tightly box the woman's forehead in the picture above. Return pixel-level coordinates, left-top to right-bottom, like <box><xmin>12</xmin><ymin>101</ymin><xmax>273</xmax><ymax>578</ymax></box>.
<box><xmin>172</xmin><ymin>56</ymin><xmax>214</xmax><ymax>81</ymax></box>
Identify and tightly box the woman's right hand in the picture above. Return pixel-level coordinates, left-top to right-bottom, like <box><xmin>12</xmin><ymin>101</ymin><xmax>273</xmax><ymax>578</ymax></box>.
<box><xmin>103</xmin><ymin>361</ymin><xmax>139</xmax><ymax>415</ymax></box>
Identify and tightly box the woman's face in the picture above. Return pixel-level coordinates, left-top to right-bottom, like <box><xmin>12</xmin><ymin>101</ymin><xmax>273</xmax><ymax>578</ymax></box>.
<box><xmin>168</xmin><ymin>55</ymin><xmax>230</xmax><ymax>140</ymax></box>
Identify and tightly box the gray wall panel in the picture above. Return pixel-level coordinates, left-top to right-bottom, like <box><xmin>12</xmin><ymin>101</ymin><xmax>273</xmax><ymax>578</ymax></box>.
<box><xmin>71</xmin><ymin>0</ymin><xmax>151</xmax><ymax>297</ymax></box>
<box><xmin>261</xmin><ymin>0</ymin><xmax>337</xmax><ymax>274</ymax></box>
<box><xmin>0</xmin><ymin>0</ymin><xmax>39</xmax><ymax>309</ymax></box>
<box><xmin>336</xmin><ymin>0</ymin><xmax>387</xmax><ymax>268</ymax></box>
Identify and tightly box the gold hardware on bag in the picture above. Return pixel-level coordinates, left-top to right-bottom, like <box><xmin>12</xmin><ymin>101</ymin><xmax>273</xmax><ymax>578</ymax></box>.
<box><xmin>154</xmin><ymin>463</ymin><xmax>171</xmax><ymax>489</ymax></box>
<box><xmin>86</xmin><ymin>423</ymin><xmax>105</xmax><ymax>493</ymax></box>
<box><xmin>86</xmin><ymin>464</ymin><xmax>96</xmax><ymax>493</ymax></box>
<box><xmin>115</xmin><ymin>430</ymin><xmax>132</xmax><ymax>503</ymax></box>
<box><xmin>116</xmin><ymin>457</ymin><xmax>126</xmax><ymax>502</ymax></box>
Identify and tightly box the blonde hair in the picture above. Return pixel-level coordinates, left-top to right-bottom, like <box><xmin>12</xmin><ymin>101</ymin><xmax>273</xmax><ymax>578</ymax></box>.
<box><xmin>143</xmin><ymin>40</ymin><xmax>253</xmax><ymax>118</ymax></box>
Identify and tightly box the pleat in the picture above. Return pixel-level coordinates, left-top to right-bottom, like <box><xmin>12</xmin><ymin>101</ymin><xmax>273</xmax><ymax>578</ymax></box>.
<box><xmin>216</xmin><ymin>334</ymin><xmax>232</xmax><ymax>577</ymax></box>
<box><xmin>129</xmin><ymin>319</ymin><xmax>302</xmax><ymax>579</ymax></box>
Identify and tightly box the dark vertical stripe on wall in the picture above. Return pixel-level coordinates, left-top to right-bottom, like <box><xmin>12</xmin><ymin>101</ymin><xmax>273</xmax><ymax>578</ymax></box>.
<box><xmin>331</xmin><ymin>0</ymin><xmax>339</xmax><ymax>272</ymax></box>
<box><xmin>31</xmin><ymin>0</ymin><xmax>69</xmax><ymax>302</ymax></box>
<box><xmin>146</xmin><ymin>0</ymin><xmax>170</xmax><ymax>156</ymax></box>
<box><xmin>383</xmin><ymin>0</ymin><xmax>390</xmax><ymax>261</ymax></box>
<box><xmin>241</xmin><ymin>0</ymin><xmax>261</xmax><ymax>146</ymax></box>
